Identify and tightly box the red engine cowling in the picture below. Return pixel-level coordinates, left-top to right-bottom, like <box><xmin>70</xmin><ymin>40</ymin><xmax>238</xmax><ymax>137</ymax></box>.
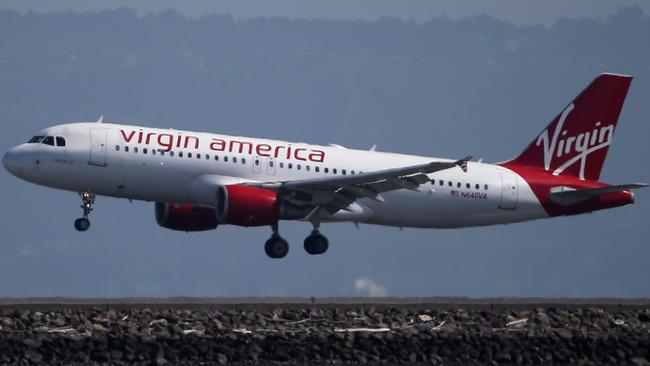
<box><xmin>216</xmin><ymin>185</ymin><xmax>280</xmax><ymax>227</ymax></box>
<box><xmin>155</xmin><ymin>202</ymin><xmax>219</xmax><ymax>232</ymax></box>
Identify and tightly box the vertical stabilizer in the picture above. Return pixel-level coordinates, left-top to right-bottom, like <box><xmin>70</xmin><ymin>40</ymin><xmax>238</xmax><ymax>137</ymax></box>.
<box><xmin>506</xmin><ymin>73</ymin><xmax>632</xmax><ymax>180</ymax></box>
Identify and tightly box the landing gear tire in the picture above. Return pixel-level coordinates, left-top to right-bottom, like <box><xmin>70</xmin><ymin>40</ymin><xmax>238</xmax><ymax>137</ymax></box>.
<box><xmin>304</xmin><ymin>232</ymin><xmax>329</xmax><ymax>255</ymax></box>
<box><xmin>74</xmin><ymin>191</ymin><xmax>95</xmax><ymax>232</ymax></box>
<box><xmin>265</xmin><ymin>236</ymin><xmax>289</xmax><ymax>259</ymax></box>
<box><xmin>74</xmin><ymin>218</ymin><xmax>90</xmax><ymax>232</ymax></box>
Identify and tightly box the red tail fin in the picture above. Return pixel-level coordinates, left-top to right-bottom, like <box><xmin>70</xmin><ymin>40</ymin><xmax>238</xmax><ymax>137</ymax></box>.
<box><xmin>506</xmin><ymin>73</ymin><xmax>632</xmax><ymax>180</ymax></box>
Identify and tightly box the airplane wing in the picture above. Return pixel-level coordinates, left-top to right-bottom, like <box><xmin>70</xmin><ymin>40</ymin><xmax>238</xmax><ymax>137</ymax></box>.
<box><xmin>550</xmin><ymin>183</ymin><xmax>648</xmax><ymax>206</ymax></box>
<box><xmin>245</xmin><ymin>156</ymin><xmax>472</xmax><ymax>215</ymax></box>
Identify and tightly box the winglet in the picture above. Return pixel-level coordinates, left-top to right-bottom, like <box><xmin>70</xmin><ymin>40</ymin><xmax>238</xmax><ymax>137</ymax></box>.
<box><xmin>455</xmin><ymin>155</ymin><xmax>472</xmax><ymax>172</ymax></box>
<box><xmin>96</xmin><ymin>115</ymin><xmax>104</xmax><ymax>124</ymax></box>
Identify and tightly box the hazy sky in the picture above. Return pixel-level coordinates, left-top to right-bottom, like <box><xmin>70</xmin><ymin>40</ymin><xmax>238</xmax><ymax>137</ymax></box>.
<box><xmin>2</xmin><ymin>0</ymin><xmax>650</xmax><ymax>26</ymax></box>
<box><xmin>0</xmin><ymin>4</ymin><xmax>648</xmax><ymax>299</ymax></box>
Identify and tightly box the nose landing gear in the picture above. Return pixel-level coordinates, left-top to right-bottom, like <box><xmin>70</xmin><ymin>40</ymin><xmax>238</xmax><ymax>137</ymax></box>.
<box><xmin>74</xmin><ymin>191</ymin><xmax>95</xmax><ymax>232</ymax></box>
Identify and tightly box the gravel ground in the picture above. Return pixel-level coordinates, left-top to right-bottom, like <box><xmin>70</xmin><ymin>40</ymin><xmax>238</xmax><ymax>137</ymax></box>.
<box><xmin>0</xmin><ymin>300</ymin><xmax>649</xmax><ymax>365</ymax></box>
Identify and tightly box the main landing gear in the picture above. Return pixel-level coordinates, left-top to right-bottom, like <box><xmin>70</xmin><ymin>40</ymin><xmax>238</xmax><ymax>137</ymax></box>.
<box><xmin>303</xmin><ymin>211</ymin><xmax>329</xmax><ymax>255</ymax></box>
<box><xmin>264</xmin><ymin>210</ymin><xmax>329</xmax><ymax>259</ymax></box>
<box><xmin>304</xmin><ymin>230</ymin><xmax>329</xmax><ymax>255</ymax></box>
<box><xmin>74</xmin><ymin>191</ymin><xmax>95</xmax><ymax>232</ymax></box>
<box><xmin>265</xmin><ymin>223</ymin><xmax>289</xmax><ymax>259</ymax></box>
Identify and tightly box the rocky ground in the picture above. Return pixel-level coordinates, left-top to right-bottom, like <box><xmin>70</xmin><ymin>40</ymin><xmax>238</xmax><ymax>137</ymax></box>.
<box><xmin>0</xmin><ymin>302</ymin><xmax>649</xmax><ymax>365</ymax></box>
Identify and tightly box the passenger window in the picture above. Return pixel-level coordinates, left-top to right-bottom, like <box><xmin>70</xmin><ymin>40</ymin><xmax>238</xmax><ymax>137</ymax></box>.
<box><xmin>269</xmin><ymin>161</ymin><xmax>274</xmax><ymax>167</ymax></box>
<box><xmin>197</xmin><ymin>154</ymin><xmax>201</xmax><ymax>159</ymax></box>
<box><xmin>214</xmin><ymin>155</ymin><xmax>219</xmax><ymax>161</ymax></box>
<box><xmin>315</xmin><ymin>166</ymin><xmax>320</xmax><ymax>172</ymax></box>
<box><xmin>279</xmin><ymin>162</ymin><xmax>284</xmax><ymax>168</ymax></box>
<box><xmin>466</xmin><ymin>183</ymin><xmax>470</xmax><ymax>189</ymax></box>
<box><xmin>233</xmin><ymin>157</ymin><xmax>237</xmax><ymax>163</ymax></box>
<box><xmin>306</xmin><ymin>166</ymin><xmax>310</xmax><ymax>171</ymax></box>
<box><xmin>206</xmin><ymin>155</ymin><xmax>210</xmax><ymax>160</ymax></box>
<box><xmin>484</xmin><ymin>184</ymin><xmax>489</xmax><ymax>190</ymax></box>
<box><xmin>125</xmin><ymin>146</ymin><xmax>130</xmax><ymax>152</ymax></box>
<box><xmin>288</xmin><ymin>163</ymin><xmax>293</xmax><ymax>169</ymax></box>
<box><xmin>134</xmin><ymin>147</ymin><xmax>139</xmax><ymax>153</ymax></box>
<box><xmin>351</xmin><ymin>170</ymin><xmax>355</xmax><ymax>175</ymax></box>
<box><xmin>333</xmin><ymin>168</ymin><xmax>337</xmax><ymax>174</ymax></box>
<box><xmin>439</xmin><ymin>180</ymin><xmax>444</xmax><ymax>186</ymax></box>
<box><xmin>224</xmin><ymin>156</ymin><xmax>228</xmax><ymax>162</ymax></box>
<box><xmin>297</xmin><ymin>164</ymin><xmax>301</xmax><ymax>170</ymax></box>
<box><xmin>255</xmin><ymin>159</ymin><xmax>260</xmax><ymax>166</ymax></box>
<box><xmin>241</xmin><ymin>158</ymin><xmax>246</xmax><ymax>164</ymax></box>
<box><xmin>179</xmin><ymin>152</ymin><xmax>184</xmax><ymax>157</ymax></box>
<box><xmin>475</xmin><ymin>184</ymin><xmax>480</xmax><ymax>190</ymax></box>
<box><xmin>457</xmin><ymin>182</ymin><xmax>461</xmax><ymax>188</ymax></box>
<box><xmin>448</xmin><ymin>181</ymin><xmax>452</xmax><ymax>187</ymax></box>
<box><xmin>342</xmin><ymin>169</ymin><xmax>346</xmax><ymax>175</ymax></box>
<box><xmin>115</xmin><ymin>145</ymin><xmax>120</xmax><ymax>151</ymax></box>
<box><xmin>324</xmin><ymin>168</ymin><xmax>329</xmax><ymax>173</ymax></box>
<box><xmin>143</xmin><ymin>148</ymin><xmax>148</xmax><ymax>154</ymax></box>
<box><xmin>56</xmin><ymin>137</ymin><xmax>66</xmax><ymax>147</ymax></box>
<box><xmin>188</xmin><ymin>153</ymin><xmax>192</xmax><ymax>158</ymax></box>
<box><xmin>160</xmin><ymin>150</ymin><xmax>165</xmax><ymax>156</ymax></box>
<box><xmin>170</xmin><ymin>151</ymin><xmax>174</xmax><ymax>157</ymax></box>
<box><xmin>152</xmin><ymin>149</ymin><xmax>156</xmax><ymax>155</ymax></box>
<box><xmin>42</xmin><ymin>136</ymin><xmax>55</xmax><ymax>146</ymax></box>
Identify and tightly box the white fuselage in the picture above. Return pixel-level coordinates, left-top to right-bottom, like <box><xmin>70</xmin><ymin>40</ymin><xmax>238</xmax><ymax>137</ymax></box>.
<box><xmin>4</xmin><ymin>122</ymin><xmax>549</xmax><ymax>228</ymax></box>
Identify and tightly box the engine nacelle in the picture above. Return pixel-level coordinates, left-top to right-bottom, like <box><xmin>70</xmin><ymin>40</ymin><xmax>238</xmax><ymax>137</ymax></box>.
<box><xmin>155</xmin><ymin>202</ymin><xmax>219</xmax><ymax>232</ymax></box>
<box><xmin>216</xmin><ymin>185</ymin><xmax>285</xmax><ymax>227</ymax></box>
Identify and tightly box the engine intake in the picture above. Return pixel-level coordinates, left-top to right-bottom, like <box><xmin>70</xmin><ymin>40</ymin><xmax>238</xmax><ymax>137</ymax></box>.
<box><xmin>155</xmin><ymin>202</ymin><xmax>219</xmax><ymax>232</ymax></box>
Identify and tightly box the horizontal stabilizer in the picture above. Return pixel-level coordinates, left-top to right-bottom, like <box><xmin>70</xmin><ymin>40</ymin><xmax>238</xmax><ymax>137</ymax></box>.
<box><xmin>550</xmin><ymin>183</ymin><xmax>648</xmax><ymax>206</ymax></box>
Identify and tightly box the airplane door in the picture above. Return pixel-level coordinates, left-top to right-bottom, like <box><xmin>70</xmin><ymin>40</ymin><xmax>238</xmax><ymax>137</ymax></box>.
<box><xmin>253</xmin><ymin>155</ymin><xmax>262</xmax><ymax>174</ymax></box>
<box><xmin>88</xmin><ymin>129</ymin><xmax>108</xmax><ymax>167</ymax></box>
<box><xmin>499</xmin><ymin>171</ymin><xmax>519</xmax><ymax>210</ymax></box>
<box><xmin>267</xmin><ymin>157</ymin><xmax>276</xmax><ymax>176</ymax></box>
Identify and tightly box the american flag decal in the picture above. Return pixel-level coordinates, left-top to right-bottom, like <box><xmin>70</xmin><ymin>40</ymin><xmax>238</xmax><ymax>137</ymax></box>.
<box><xmin>455</xmin><ymin>155</ymin><xmax>472</xmax><ymax>173</ymax></box>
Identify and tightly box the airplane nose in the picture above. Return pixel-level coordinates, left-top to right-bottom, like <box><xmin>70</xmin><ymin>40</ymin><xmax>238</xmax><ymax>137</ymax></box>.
<box><xmin>3</xmin><ymin>147</ymin><xmax>29</xmax><ymax>176</ymax></box>
<box><xmin>3</xmin><ymin>150</ymin><xmax>14</xmax><ymax>171</ymax></box>
<box><xmin>3</xmin><ymin>150</ymin><xmax>17</xmax><ymax>174</ymax></box>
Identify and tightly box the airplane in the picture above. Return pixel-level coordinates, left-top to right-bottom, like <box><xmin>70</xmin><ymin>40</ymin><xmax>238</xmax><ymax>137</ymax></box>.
<box><xmin>3</xmin><ymin>73</ymin><xmax>647</xmax><ymax>259</ymax></box>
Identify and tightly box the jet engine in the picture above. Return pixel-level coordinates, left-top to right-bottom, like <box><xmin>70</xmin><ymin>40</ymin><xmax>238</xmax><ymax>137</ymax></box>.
<box><xmin>155</xmin><ymin>202</ymin><xmax>219</xmax><ymax>232</ymax></box>
<box><xmin>216</xmin><ymin>185</ymin><xmax>303</xmax><ymax>227</ymax></box>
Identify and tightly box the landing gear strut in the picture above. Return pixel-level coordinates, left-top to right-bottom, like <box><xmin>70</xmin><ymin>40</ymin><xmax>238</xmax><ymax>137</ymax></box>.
<box><xmin>264</xmin><ymin>223</ymin><xmax>289</xmax><ymax>259</ymax></box>
<box><xmin>74</xmin><ymin>191</ymin><xmax>94</xmax><ymax>232</ymax></box>
<box><xmin>303</xmin><ymin>208</ymin><xmax>329</xmax><ymax>255</ymax></box>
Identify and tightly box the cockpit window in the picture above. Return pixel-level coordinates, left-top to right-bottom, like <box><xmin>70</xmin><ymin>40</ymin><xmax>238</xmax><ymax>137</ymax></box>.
<box><xmin>27</xmin><ymin>136</ymin><xmax>44</xmax><ymax>143</ymax></box>
<box><xmin>42</xmin><ymin>136</ymin><xmax>55</xmax><ymax>146</ymax></box>
<box><xmin>28</xmin><ymin>135</ymin><xmax>66</xmax><ymax>147</ymax></box>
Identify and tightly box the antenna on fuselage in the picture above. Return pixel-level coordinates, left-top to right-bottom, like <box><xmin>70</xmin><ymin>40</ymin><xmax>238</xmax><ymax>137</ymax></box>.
<box><xmin>369</xmin><ymin>144</ymin><xmax>377</xmax><ymax>151</ymax></box>
<box><xmin>96</xmin><ymin>115</ymin><xmax>104</xmax><ymax>123</ymax></box>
